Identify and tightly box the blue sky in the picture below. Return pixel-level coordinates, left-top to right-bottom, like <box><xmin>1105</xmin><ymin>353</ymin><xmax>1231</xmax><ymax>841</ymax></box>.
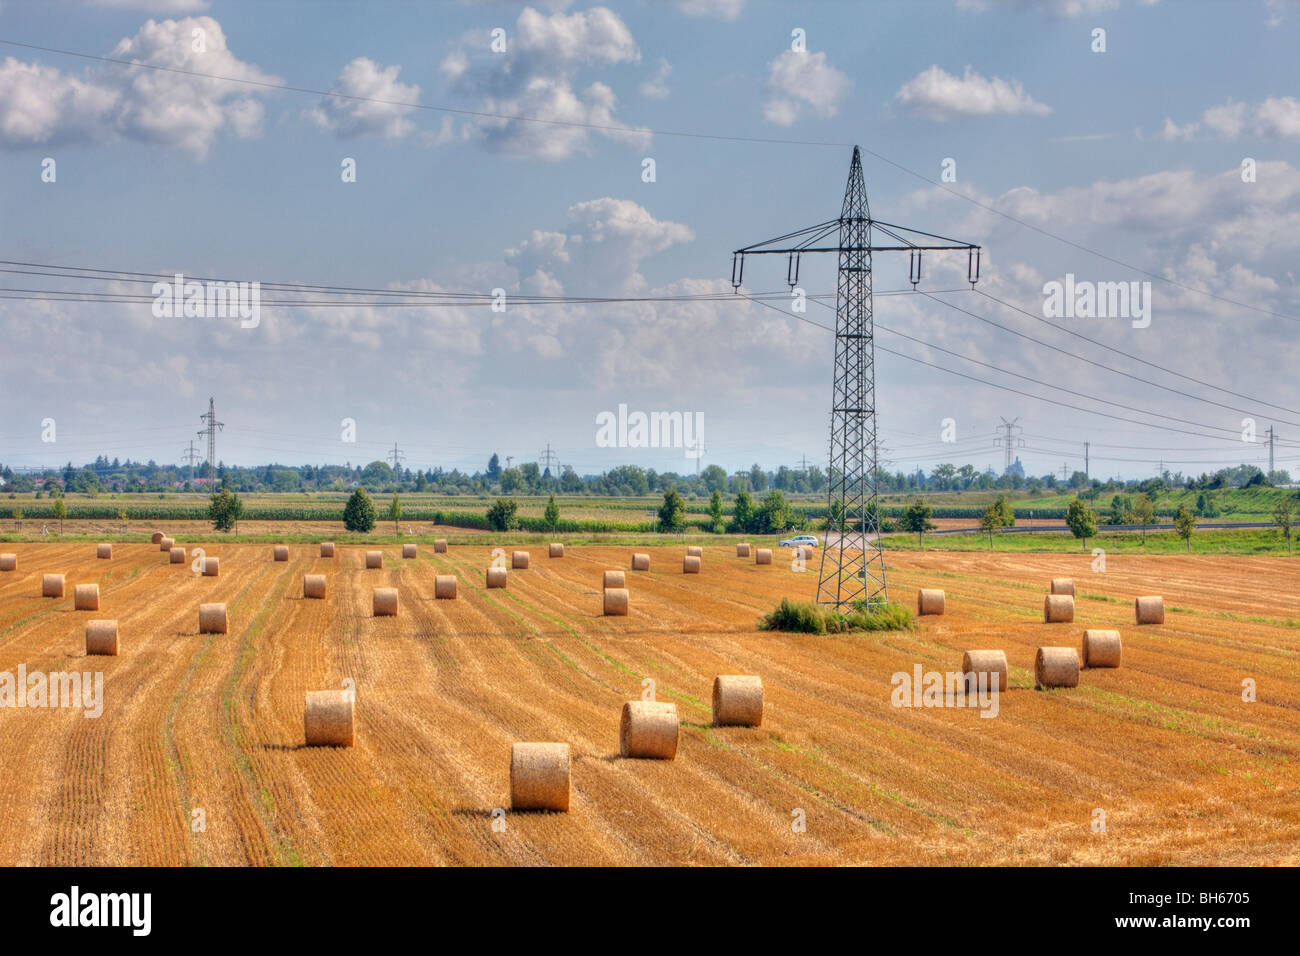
<box><xmin>1</xmin><ymin>0</ymin><xmax>1297</xmax><ymax>480</ymax></box>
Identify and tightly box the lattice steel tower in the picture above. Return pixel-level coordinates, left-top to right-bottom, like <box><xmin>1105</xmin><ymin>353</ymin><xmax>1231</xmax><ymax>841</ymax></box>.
<box><xmin>732</xmin><ymin>146</ymin><xmax>981</xmax><ymax>607</ymax></box>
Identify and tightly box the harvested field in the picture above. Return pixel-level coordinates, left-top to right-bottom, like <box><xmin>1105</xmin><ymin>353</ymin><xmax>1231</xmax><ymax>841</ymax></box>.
<box><xmin>0</xmin><ymin>542</ymin><xmax>1295</xmax><ymax>866</ymax></box>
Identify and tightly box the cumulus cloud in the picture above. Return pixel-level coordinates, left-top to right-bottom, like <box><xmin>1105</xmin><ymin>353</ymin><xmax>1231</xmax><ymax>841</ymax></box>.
<box><xmin>671</xmin><ymin>0</ymin><xmax>746</xmax><ymax>19</ymax></box>
<box><xmin>439</xmin><ymin>5</ymin><xmax>650</xmax><ymax>159</ymax></box>
<box><xmin>0</xmin><ymin>16</ymin><xmax>277</xmax><ymax>160</ymax></box>
<box><xmin>1155</xmin><ymin>97</ymin><xmax>1300</xmax><ymax>141</ymax></box>
<box><xmin>955</xmin><ymin>0</ymin><xmax>1157</xmax><ymax>15</ymax></box>
<box><xmin>894</xmin><ymin>65</ymin><xmax>1050</xmax><ymax>121</ymax></box>
<box><xmin>762</xmin><ymin>50</ymin><xmax>850</xmax><ymax>126</ymax></box>
<box><xmin>307</xmin><ymin>57</ymin><xmax>421</xmax><ymax>139</ymax></box>
<box><xmin>639</xmin><ymin>58</ymin><xmax>671</xmax><ymax>99</ymax></box>
<box><xmin>85</xmin><ymin>0</ymin><xmax>210</xmax><ymax>11</ymax></box>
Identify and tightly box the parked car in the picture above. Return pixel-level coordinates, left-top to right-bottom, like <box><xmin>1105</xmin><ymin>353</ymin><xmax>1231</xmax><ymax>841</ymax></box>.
<box><xmin>779</xmin><ymin>534</ymin><xmax>819</xmax><ymax>548</ymax></box>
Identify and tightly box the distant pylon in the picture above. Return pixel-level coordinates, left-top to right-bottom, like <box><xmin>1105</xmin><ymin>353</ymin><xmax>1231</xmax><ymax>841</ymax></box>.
<box><xmin>197</xmin><ymin>398</ymin><xmax>224</xmax><ymax>481</ymax></box>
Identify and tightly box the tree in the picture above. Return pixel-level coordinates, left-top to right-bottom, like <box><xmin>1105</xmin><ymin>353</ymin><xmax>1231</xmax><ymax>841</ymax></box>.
<box><xmin>360</xmin><ymin>460</ymin><xmax>394</xmax><ymax>488</ymax></box>
<box><xmin>1065</xmin><ymin>498</ymin><xmax>1098</xmax><ymax>550</ymax></box>
<box><xmin>748</xmin><ymin>463</ymin><xmax>768</xmax><ymax>492</ymax></box>
<box><xmin>900</xmin><ymin>499</ymin><xmax>935</xmax><ymax>548</ymax></box>
<box><xmin>487</xmin><ymin>453</ymin><xmax>501</xmax><ymax>483</ymax></box>
<box><xmin>991</xmin><ymin>495</ymin><xmax>1015</xmax><ymax>528</ymax></box>
<box><xmin>208</xmin><ymin>487</ymin><xmax>243</xmax><ymax>533</ymax></box>
<box><xmin>387</xmin><ymin>494</ymin><xmax>401</xmax><ymax>535</ymax></box>
<box><xmin>823</xmin><ymin>498</ymin><xmax>844</xmax><ymax>534</ymax></box>
<box><xmin>116</xmin><ymin>507</ymin><xmax>128</xmax><ymax>532</ymax></box>
<box><xmin>979</xmin><ymin>503</ymin><xmax>1001</xmax><ymax>549</ymax></box>
<box><xmin>500</xmin><ymin>468</ymin><xmax>524</xmax><ymax>494</ymax></box>
<box><xmin>658</xmin><ymin>488</ymin><xmax>686</xmax><ymax>533</ymax></box>
<box><xmin>1131</xmin><ymin>493</ymin><xmax>1155</xmax><ymax>545</ymax></box>
<box><xmin>708</xmin><ymin>489</ymin><xmax>724</xmax><ymax>533</ymax></box>
<box><xmin>700</xmin><ymin>465</ymin><xmax>728</xmax><ymax>494</ymax></box>
<box><xmin>756</xmin><ymin>490</ymin><xmax>790</xmax><ymax>533</ymax></box>
<box><xmin>486</xmin><ymin>497</ymin><xmax>517</xmax><ymax>531</ymax></box>
<box><xmin>544</xmin><ymin>494</ymin><xmax>560</xmax><ymax>531</ymax></box>
<box><xmin>1174</xmin><ymin>504</ymin><xmax>1197</xmax><ymax>552</ymax></box>
<box><xmin>52</xmin><ymin>497</ymin><xmax>66</xmax><ymax>535</ymax></box>
<box><xmin>731</xmin><ymin>488</ymin><xmax>755</xmax><ymax>533</ymax></box>
<box><xmin>1274</xmin><ymin>497</ymin><xmax>1294</xmax><ymax>554</ymax></box>
<box><xmin>343</xmin><ymin>488</ymin><xmax>377</xmax><ymax>532</ymax></box>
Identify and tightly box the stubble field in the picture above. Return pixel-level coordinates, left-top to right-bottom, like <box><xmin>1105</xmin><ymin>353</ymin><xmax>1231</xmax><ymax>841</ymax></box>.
<box><xmin>0</xmin><ymin>539</ymin><xmax>1295</xmax><ymax>866</ymax></box>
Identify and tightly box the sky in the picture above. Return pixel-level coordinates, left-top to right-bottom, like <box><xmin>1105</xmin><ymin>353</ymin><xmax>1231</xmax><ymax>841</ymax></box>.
<box><xmin>1</xmin><ymin>0</ymin><xmax>1298</xmax><ymax>481</ymax></box>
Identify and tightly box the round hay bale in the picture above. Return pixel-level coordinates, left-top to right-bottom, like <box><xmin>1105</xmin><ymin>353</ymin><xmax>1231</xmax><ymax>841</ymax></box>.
<box><xmin>549</xmin><ymin>543</ymin><xmax>564</xmax><ymax>558</ymax></box>
<box><xmin>918</xmin><ymin>588</ymin><xmax>946</xmax><ymax>616</ymax></box>
<box><xmin>159</xmin><ymin>537</ymin><xmax>175</xmax><ymax>552</ymax></box>
<box><xmin>603</xmin><ymin>587</ymin><xmax>629</xmax><ymax>616</ymax></box>
<box><xmin>512</xmin><ymin>551</ymin><xmax>530</xmax><ymax>570</ymax></box>
<box><xmin>602</xmin><ymin>570</ymin><xmax>626</xmax><ymax>589</ymax></box>
<box><xmin>96</xmin><ymin>543</ymin><xmax>112</xmax><ymax>559</ymax></box>
<box><xmin>435</xmin><ymin>574</ymin><xmax>458</xmax><ymax>599</ymax></box>
<box><xmin>273</xmin><ymin>545</ymin><xmax>289</xmax><ymax>562</ymax></box>
<box><xmin>365</xmin><ymin>550</ymin><xmax>383</xmax><ymax>570</ymax></box>
<box><xmin>74</xmin><ymin>583</ymin><xmax>99</xmax><ymax>611</ymax></box>
<box><xmin>1044</xmin><ymin>594</ymin><xmax>1075</xmax><ymax>623</ymax></box>
<box><xmin>686</xmin><ymin>546</ymin><xmax>703</xmax><ymax>558</ymax></box>
<box><xmin>1035</xmin><ymin>646</ymin><xmax>1080</xmax><ymax>688</ymax></box>
<box><xmin>736</xmin><ymin>543</ymin><xmax>751</xmax><ymax>557</ymax></box>
<box><xmin>1082</xmin><ymin>629</ymin><xmax>1122</xmax><ymax>668</ymax></box>
<box><xmin>755</xmin><ymin>548</ymin><xmax>772</xmax><ymax>565</ymax></box>
<box><xmin>304</xmin><ymin>574</ymin><xmax>327</xmax><ymax>599</ymax></box>
<box><xmin>198</xmin><ymin>603</ymin><xmax>228</xmax><ymax>634</ymax></box>
<box><xmin>169</xmin><ymin>547</ymin><xmax>187</xmax><ymax>564</ymax></box>
<box><xmin>1135</xmin><ymin>596</ymin><xmax>1164</xmax><ymax>625</ymax></box>
<box><xmin>320</xmin><ymin>542</ymin><xmax>335</xmax><ymax>558</ymax></box>
<box><xmin>961</xmin><ymin>649</ymin><xmax>1008</xmax><ymax>693</ymax></box>
<box><xmin>372</xmin><ymin>587</ymin><xmax>398</xmax><ymax>616</ymax></box>
<box><xmin>713</xmin><ymin>675</ymin><xmax>763</xmax><ymax>727</ymax></box>
<box><xmin>1050</xmin><ymin>577</ymin><xmax>1075</xmax><ymax>596</ymax></box>
<box><xmin>632</xmin><ymin>553</ymin><xmax>650</xmax><ymax>571</ymax></box>
<box><xmin>510</xmin><ymin>742</ymin><xmax>570</xmax><ymax>812</ymax></box>
<box><xmin>304</xmin><ymin>690</ymin><xmax>354</xmax><ymax>747</ymax></box>
<box><xmin>486</xmin><ymin>567</ymin><xmax>507</xmax><ymax>588</ymax></box>
<box><xmin>150</xmin><ymin>531</ymin><xmax>164</xmax><ymax>544</ymax></box>
<box><xmin>797</xmin><ymin>546</ymin><xmax>814</xmax><ymax>560</ymax></box>
<box><xmin>42</xmin><ymin>573</ymin><xmax>65</xmax><ymax>598</ymax></box>
<box><xmin>619</xmin><ymin>701</ymin><xmax>679</xmax><ymax>759</ymax></box>
<box><xmin>402</xmin><ymin>543</ymin><xmax>416</xmax><ymax>559</ymax></box>
<box><xmin>434</xmin><ymin>539</ymin><xmax>448</xmax><ymax>553</ymax></box>
<box><xmin>85</xmin><ymin>619</ymin><xmax>119</xmax><ymax>656</ymax></box>
<box><xmin>0</xmin><ymin>553</ymin><xmax>16</xmax><ymax>572</ymax></box>
<box><xmin>202</xmin><ymin>556</ymin><xmax>220</xmax><ymax>577</ymax></box>
<box><xmin>683</xmin><ymin>555</ymin><xmax>701</xmax><ymax>574</ymax></box>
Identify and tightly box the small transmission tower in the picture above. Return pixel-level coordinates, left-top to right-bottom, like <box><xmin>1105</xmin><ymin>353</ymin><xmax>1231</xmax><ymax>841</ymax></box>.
<box><xmin>197</xmin><ymin>397</ymin><xmax>224</xmax><ymax>481</ymax></box>
<box><xmin>732</xmin><ymin>146</ymin><xmax>981</xmax><ymax>608</ymax></box>
<box><xmin>181</xmin><ymin>440</ymin><xmax>201</xmax><ymax>482</ymax></box>
<box><xmin>994</xmin><ymin>417</ymin><xmax>1024</xmax><ymax>474</ymax></box>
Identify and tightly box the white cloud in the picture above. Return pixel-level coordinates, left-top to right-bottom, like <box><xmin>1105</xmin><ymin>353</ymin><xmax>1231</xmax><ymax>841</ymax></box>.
<box><xmin>439</xmin><ymin>5</ymin><xmax>649</xmax><ymax>159</ymax></box>
<box><xmin>671</xmin><ymin>0</ymin><xmax>745</xmax><ymax>19</ymax></box>
<box><xmin>639</xmin><ymin>58</ymin><xmax>671</xmax><ymax>100</ymax></box>
<box><xmin>85</xmin><ymin>0</ymin><xmax>210</xmax><ymax>11</ymax></box>
<box><xmin>955</xmin><ymin>0</ymin><xmax>1157</xmax><ymax>15</ymax></box>
<box><xmin>307</xmin><ymin>58</ymin><xmax>420</xmax><ymax>139</ymax></box>
<box><xmin>762</xmin><ymin>50</ymin><xmax>850</xmax><ymax>126</ymax></box>
<box><xmin>894</xmin><ymin>65</ymin><xmax>1050</xmax><ymax>121</ymax></box>
<box><xmin>0</xmin><ymin>16</ymin><xmax>277</xmax><ymax>160</ymax></box>
<box><xmin>1156</xmin><ymin>97</ymin><xmax>1300</xmax><ymax>141</ymax></box>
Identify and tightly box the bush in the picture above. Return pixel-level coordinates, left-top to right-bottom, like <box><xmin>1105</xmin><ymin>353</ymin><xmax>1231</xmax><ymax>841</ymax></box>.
<box><xmin>486</xmin><ymin>497</ymin><xmax>518</xmax><ymax>531</ymax></box>
<box><xmin>759</xmin><ymin>598</ymin><xmax>913</xmax><ymax>634</ymax></box>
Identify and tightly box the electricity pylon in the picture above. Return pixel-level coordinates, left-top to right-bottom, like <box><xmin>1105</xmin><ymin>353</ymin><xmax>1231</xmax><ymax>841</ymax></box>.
<box><xmin>732</xmin><ymin>146</ymin><xmax>981</xmax><ymax>608</ymax></box>
<box><xmin>198</xmin><ymin>397</ymin><xmax>224</xmax><ymax>481</ymax></box>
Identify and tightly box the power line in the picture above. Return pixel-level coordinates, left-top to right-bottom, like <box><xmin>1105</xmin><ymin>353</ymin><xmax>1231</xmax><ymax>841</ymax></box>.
<box><xmin>969</xmin><ymin>288</ymin><xmax>1300</xmax><ymax>418</ymax></box>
